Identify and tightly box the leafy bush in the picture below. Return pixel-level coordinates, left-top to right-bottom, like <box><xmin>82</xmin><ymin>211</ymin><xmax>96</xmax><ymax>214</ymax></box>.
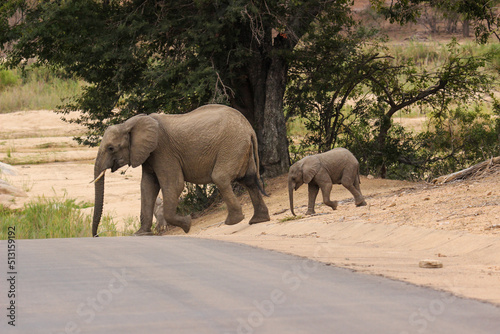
<box><xmin>340</xmin><ymin>103</ymin><xmax>500</xmax><ymax>181</ymax></box>
<box><xmin>177</xmin><ymin>183</ymin><xmax>220</xmax><ymax>217</ymax></box>
<box><xmin>0</xmin><ymin>69</ymin><xmax>19</xmax><ymax>90</ymax></box>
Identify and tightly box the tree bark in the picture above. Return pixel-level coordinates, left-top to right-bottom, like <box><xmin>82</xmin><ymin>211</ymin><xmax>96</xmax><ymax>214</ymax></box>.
<box><xmin>432</xmin><ymin>157</ymin><xmax>500</xmax><ymax>184</ymax></box>
<box><xmin>258</xmin><ymin>53</ymin><xmax>290</xmax><ymax>177</ymax></box>
<box><xmin>231</xmin><ymin>34</ymin><xmax>291</xmax><ymax>178</ymax></box>
<box><xmin>462</xmin><ymin>19</ymin><xmax>470</xmax><ymax>37</ymax></box>
<box><xmin>228</xmin><ymin>5</ymin><xmax>326</xmax><ymax>178</ymax></box>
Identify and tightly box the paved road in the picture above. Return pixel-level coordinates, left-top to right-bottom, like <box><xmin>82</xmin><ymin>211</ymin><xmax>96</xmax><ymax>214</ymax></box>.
<box><xmin>1</xmin><ymin>236</ymin><xmax>499</xmax><ymax>334</ymax></box>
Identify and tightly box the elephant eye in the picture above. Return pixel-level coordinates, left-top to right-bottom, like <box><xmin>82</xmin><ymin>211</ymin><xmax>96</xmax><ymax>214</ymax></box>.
<box><xmin>107</xmin><ymin>146</ymin><xmax>114</xmax><ymax>153</ymax></box>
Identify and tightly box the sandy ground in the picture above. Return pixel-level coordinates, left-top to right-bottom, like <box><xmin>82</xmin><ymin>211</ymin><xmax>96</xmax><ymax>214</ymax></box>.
<box><xmin>1</xmin><ymin>110</ymin><xmax>499</xmax><ymax>306</ymax></box>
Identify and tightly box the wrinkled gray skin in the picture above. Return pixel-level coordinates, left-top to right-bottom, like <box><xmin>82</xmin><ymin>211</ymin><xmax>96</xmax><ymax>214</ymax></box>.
<box><xmin>92</xmin><ymin>104</ymin><xmax>270</xmax><ymax>237</ymax></box>
<box><xmin>288</xmin><ymin>148</ymin><xmax>367</xmax><ymax>216</ymax></box>
<box><xmin>153</xmin><ymin>196</ymin><xmax>168</xmax><ymax>234</ymax></box>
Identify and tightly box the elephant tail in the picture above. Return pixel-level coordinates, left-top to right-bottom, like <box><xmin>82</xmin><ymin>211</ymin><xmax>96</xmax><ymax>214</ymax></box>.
<box><xmin>251</xmin><ymin>133</ymin><xmax>269</xmax><ymax>197</ymax></box>
<box><xmin>355</xmin><ymin>165</ymin><xmax>361</xmax><ymax>186</ymax></box>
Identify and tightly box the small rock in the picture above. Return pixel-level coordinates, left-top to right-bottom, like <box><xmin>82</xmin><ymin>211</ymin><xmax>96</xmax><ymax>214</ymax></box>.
<box><xmin>367</xmin><ymin>175</ymin><xmax>374</xmax><ymax>179</ymax></box>
<box><xmin>486</xmin><ymin>224</ymin><xmax>500</xmax><ymax>230</ymax></box>
<box><xmin>419</xmin><ymin>259</ymin><xmax>443</xmax><ymax>269</ymax></box>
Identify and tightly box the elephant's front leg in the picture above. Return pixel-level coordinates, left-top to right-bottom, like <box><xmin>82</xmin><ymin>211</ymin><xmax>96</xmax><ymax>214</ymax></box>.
<box><xmin>307</xmin><ymin>183</ymin><xmax>320</xmax><ymax>215</ymax></box>
<box><xmin>136</xmin><ymin>168</ymin><xmax>160</xmax><ymax>235</ymax></box>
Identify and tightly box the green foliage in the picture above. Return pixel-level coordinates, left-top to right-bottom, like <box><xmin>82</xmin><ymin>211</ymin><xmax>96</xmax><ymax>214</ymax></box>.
<box><xmin>292</xmin><ymin>36</ymin><xmax>499</xmax><ymax>180</ymax></box>
<box><xmin>339</xmin><ymin>114</ymin><xmax>421</xmax><ymax>179</ymax></box>
<box><xmin>286</xmin><ymin>17</ymin><xmax>378</xmax><ymax>153</ymax></box>
<box><xmin>341</xmin><ymin>102</ymin><xmax>500</xmax><ymax>181</ymax></box>
<box><xmin>421</xmin><ymin>105</ymin><xmax>500</xmax><ymax>171</ymax></box>
<box><xmin>0</xmin><ymin>69</ymin><xmax>19</xmax><ymax>89</ymax></box>
<box><xmin>0</xmin><ymin>197</ymin><xmax>127</xmax><ymax>239</ymax></box>
<box><xmin>0</xmin><ymin>0</ymin><xmax>354</xmax><ymax>161</ymax></box>
<box><xmin>177</xmin><ymin>183</ymin><xmax>220</xmax><ymax>217</ymax></box>
<box><xmin>357</xmin><ymin>40</ymin><xmax>497</xmax><ymax>177</ymax></box>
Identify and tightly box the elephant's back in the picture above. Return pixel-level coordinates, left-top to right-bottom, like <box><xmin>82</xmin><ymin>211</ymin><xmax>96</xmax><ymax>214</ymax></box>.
<box><xmin>155</xmin><ymin>104</ymin><xmax>251</xmax><ymax>133</ymax></box>
<box><xmin>320</xmin><ymin>148</ymin><xmax>360</xmax><ymax>183</ymax></box>
<box><xmin>188</xmin><ymin>104</ymin><xmax>251</xmax><ymax>130</ymax></box>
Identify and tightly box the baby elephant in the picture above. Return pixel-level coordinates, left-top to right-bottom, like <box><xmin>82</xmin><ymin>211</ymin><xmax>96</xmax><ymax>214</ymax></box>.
<box><xmin>288</xmin><ymin>148</ymin><xmax>367</xmax><ymax>215</ymax></box>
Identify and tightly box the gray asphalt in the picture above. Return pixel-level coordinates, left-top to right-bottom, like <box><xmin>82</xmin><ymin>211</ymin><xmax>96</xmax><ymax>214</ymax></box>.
<box><xmin>1</xmin><ymin>236</ymin><xmax>499</xmax><ymax>334</ymax></box>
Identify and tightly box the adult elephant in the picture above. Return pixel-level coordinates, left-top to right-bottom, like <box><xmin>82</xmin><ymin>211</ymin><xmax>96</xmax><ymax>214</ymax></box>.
<box><xmin>92</xmin><ymin>104</ymin><xmax>270</xmax><ymax>237</ymax></box>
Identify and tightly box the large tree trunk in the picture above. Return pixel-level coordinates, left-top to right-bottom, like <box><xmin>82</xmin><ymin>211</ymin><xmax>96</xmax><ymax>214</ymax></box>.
<box><xmin>258</xmin><ymin>54</ymin><xmax>290</xmax><ymax>177</ymax></box>
<box><xmin>462</xmin><ymin>19</ymin><xmax>470</xmax><ymax>38</ymax></box>
<box><xmin>228</xmin><ymin>7</ymin><xmax>326</xmax><ymax>178</ymax></box>
<box><xmin>231</xmin><ymin>34</ymin><xmax>291</xmax><ymax>178</ymax></box>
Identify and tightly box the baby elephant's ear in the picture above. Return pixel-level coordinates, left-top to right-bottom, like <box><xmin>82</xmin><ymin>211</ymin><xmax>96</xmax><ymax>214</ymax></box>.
<box><xmin>302</xmin><ymin>156</ymin><xmax>321</xmax><ymax>184</ymax></box>
<box><xmin>124</xmin><ymin>115</ymin><xmax>159</xmax><ymax>167</ymax></box>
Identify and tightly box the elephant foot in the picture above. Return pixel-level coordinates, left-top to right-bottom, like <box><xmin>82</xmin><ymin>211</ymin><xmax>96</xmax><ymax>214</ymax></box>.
<box><xmin>169</xmin><ymin>216</ymin><xmax>191</xmax><ymax>234</ymax></box>
<box><xmin>134</xmin><ymin>229</ymin><xmax>154</xmax><ymax>236</ymax></box>
<box><xmin>327</xmin><ymin>201</ymin><xmax>338</xmax><ymax>211</ymax></box>
<box><xmin>249</xmin><ymin>213</ymin><xmax>270</xmax><ymax>225</ymax></box>
<box><xmin>179</xmin><ymin>219</ymin><xmax>191</xmax><ymax>234</ymax></box>
<box><xmin>306</xmin><ymin>208</ymin><xmax>316</xmax><ymax>215</ymax></box>
<box><xmin>356</xmin><ymin>200</ymin><xmax>367</xmax><ymax>207</ymax></box>
<box><xmin>224</xmin><ymin>212</ymin><xmax>244</xmax><ymax>226</ymax></box>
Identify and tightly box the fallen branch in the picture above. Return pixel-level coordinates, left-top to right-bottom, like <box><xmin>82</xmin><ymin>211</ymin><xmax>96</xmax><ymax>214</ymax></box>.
<box><xmin>432</xmin><ymin>157</ymin><xmax>500</xmax><ymax>184</ymax></box>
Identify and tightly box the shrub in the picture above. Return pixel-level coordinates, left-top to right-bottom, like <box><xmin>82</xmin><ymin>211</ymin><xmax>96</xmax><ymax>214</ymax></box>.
<box><xmin>177</xmin><ymin>183</ymin><xmax>220</xmax><ymax>217</ymax></box>
<box><xmin>0</xmin><ymin>69</ymin><xmax>19</xmax><ymax>90</ymax></box>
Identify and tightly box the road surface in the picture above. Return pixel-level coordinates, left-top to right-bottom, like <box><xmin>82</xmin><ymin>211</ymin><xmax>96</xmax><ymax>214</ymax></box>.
<box><xmin>1</xmin><ymin>236</ymin><xmax>499</xmax><ymax>333</ymax></box>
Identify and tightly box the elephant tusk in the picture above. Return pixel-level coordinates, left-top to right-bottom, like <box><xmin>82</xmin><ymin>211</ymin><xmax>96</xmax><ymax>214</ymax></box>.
<box><xmin>90</xmin><ymin>170</ymin><xmax>106</xmax><ymax>184</ymax></box>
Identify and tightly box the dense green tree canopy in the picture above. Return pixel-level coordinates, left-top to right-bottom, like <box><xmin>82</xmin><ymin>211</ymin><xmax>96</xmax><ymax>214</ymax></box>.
<box><xmin>0</xmin><ymin>0</ymin><xmax>354</xmax><ymax>177</ymax></box>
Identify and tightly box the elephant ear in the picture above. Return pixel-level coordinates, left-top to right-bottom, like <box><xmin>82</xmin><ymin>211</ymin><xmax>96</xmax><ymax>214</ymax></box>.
<box><xmin>123</xmin><ymin>115</ymin><xmax>159</xmax><ymax>168</ymax></box>
<box><xmin>302</xmin><ymin>157</ymin><xmax>321</xmax><ymax>184</ymax></box>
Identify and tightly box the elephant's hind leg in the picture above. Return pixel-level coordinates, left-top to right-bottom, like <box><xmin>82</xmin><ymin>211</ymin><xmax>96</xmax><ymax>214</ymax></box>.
<box><xmin>342</xmin><ymin>177</ymin><xmax>366</xmax><ymax>207</ymax></box>
<box><xmin>238</xmin><ymin>175</ymin><xmax>270</xmax><ymax>224</ymax></box>
<box><xmin>160</xmin><ymin>174</ymin><xmax>191</xmax><ymax>233</ymax></box>
<box><xmin>212</xmin><ymin>174</ymin><xmax>244</xmax><ymax>225</ymax></box>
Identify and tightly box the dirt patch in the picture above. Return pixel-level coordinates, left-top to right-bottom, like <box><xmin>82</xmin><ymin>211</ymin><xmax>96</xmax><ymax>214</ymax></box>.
<box><xmin>1</xmin><ymin>110</ymin><xmax>499</xmax><ymax>305</ymax></box>
<box><xmin>185</xmin><ymin>171</ymin><xmax>500</xmax><ymax>305</ymax></box>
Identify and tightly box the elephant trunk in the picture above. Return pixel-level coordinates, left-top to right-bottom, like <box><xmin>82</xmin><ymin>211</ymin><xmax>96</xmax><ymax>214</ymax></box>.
<box><xmin>288</xmin><ymin>180</ymin><xmax>296</xmax><ymax>216</ymax></box>
<box><xmin>92</xmin><ymin>160</ymin><xmax>106</xmax><ymax>237</ymax></box>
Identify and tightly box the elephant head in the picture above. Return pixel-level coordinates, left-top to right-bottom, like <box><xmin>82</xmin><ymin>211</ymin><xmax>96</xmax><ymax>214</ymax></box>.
<box><xmin>92</xmin><ymin>115</ymin><xmax>159</xmax><ymax>237</ymax></box>
<box><xmin>288</xmin><ymin>157</ymin><xmax>320</xmax><ymax>216</ymax></box>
